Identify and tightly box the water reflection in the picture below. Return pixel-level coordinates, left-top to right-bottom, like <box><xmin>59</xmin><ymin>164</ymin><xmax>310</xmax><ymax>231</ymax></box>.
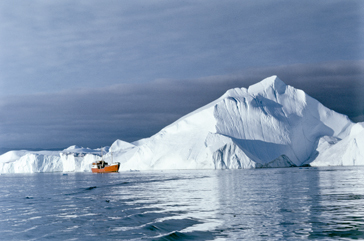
<box><xmin>308</xmin><ymin>167</ymin><xmax>364</xmax><ymax>239</ymax></box>
<box><xmin>1</xmin><ymin>167</ymin><xmax>364</xmax><ymax>240</ymax></box>
<box><xmin>106</xmin><ymin>171</ymin><xmax>222</xmax><ymax>239</ymax></box>
<box><xmin>215</xmin><ymin>167</ymin><xmax>364</xmax><ymax>240</ymax></box>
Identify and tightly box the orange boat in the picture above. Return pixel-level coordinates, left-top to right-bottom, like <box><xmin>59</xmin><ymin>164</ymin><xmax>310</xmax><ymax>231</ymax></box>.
<box><xmin>91</xmin><ymin>160</ymin><xmax>120</xmax><ymax>173</ymax></box>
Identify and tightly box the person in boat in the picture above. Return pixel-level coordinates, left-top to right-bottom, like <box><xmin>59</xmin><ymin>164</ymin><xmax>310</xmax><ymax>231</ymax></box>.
<box><xmin>97</xmin><ymin>160</ymin><xmax>107</xmax><ymax>169</ymax></box>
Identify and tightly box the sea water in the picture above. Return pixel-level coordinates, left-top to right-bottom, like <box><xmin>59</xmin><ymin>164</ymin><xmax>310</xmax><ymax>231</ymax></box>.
<box><xmin>1</xmin><ymin>167</ymin><xmax>364</xmax><ymax>240</ymax></box>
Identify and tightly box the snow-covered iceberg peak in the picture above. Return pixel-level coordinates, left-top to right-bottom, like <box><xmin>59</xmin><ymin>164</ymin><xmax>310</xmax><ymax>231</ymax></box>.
<box><xmin>248</xmin><ymin>75</ymin><xmax>287</xmax><ymax>95</ymax></box>
<box><xmin>110</xmin><ymin>76</ymin><xmax>353</xmax><ymax>170</ymax></box>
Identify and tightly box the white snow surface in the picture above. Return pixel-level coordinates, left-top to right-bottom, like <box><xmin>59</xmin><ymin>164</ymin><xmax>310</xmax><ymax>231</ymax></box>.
<box><xmin>0</xmin><ymin>76</ymin><xmax>362</xmax><ymax>173</ymax></box>
<box><xmin>0</xmin><ymin>148</ymin><xmax>102</xmax><ymax>173</ymax></box>
<box><xmin>310</xmin><ymin>123</ymin><xmax>364</xmax><ymax>166</ymax></box>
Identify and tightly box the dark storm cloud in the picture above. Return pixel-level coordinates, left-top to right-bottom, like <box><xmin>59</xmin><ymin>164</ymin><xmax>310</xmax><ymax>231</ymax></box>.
<box><xmin>1</xmin><ymin>61</ymin><xmax>363</xmax><ymax>150</ymax></box>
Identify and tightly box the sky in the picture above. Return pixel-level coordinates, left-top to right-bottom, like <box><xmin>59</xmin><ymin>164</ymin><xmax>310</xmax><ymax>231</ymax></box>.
<box><xmin>0</xmin><ymin>0</ymin><xmax>363</xmax><ymax>151</ymax></box>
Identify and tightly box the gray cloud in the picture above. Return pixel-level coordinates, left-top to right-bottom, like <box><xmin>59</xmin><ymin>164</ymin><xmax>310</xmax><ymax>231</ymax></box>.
<box><xmin>1</xmin><ymin>1</ymin><xmax>363</xmax><ymax>96</ymax></box>
<box><xmin>0</xmin><ymin>60</ymin><xmax>363</xmax><ymax>151</ymax></box>
<box><xmin>1</xmin><ymin>1</ymin><xmax>363</xmax><ymax>151</ymax></box>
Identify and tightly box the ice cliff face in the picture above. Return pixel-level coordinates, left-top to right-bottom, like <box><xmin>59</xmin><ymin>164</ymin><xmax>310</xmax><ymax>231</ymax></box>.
<box><xmin>0</xmin><ymin>76</ymin><xmax>361</xmax><ymax>173</ymax></box>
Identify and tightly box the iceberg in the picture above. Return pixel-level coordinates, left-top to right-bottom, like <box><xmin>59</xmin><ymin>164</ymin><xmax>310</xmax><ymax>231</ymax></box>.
<box><xmin>0</xmin><ymin>147</ymin><xmax>102</xmax><ymax>173</ymax></box>
<box><xmin>111</xmin><ymin>76</ymin><xmax>353</xmax><ymax>170</ymax></box>
<box><xmin>0</xmin><ymin>76</ymin><xmax>362</xmax><ymax>173</ymax></box>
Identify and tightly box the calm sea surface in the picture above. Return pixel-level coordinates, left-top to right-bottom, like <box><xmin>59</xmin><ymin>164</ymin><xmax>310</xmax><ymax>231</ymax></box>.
<box><xmin>1</xmin><ymin>167</ymin><xmax>364</xmax><ymax>240</ymax></box>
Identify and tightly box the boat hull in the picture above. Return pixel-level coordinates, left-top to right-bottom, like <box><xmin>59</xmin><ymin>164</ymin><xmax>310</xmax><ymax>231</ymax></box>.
<box><xmin>91</xmin><ymin>163</ymin><xmax>120</xmax><ymax>173</ymax></box>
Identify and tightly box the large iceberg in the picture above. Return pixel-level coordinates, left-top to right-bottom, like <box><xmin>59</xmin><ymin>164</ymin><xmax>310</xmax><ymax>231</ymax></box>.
<box><xmin>1</xmin><ymin>76</ymin><xmax>362</xmax><ymax>173</ymax></box>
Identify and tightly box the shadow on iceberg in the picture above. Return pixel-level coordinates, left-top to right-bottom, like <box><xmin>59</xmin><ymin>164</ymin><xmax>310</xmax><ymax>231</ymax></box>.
<box><xmin>212</xmin><ymin>138</ymin><xmax>306</xmax><ymax>169</ymax></box>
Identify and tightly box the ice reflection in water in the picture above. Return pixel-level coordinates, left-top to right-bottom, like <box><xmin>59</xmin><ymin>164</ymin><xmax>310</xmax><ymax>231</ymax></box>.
<box><xmin>216</xmin><ymin>167</ymin><xmax>364</xmax><ymax>240</ymax></box>
<box><xmin>0</xmin><ymin>167</ymin><xmax>363</xmax><ymax>240</ymax></box>
<box><xmin>0</xmin><ymin>171</ymin><xmax>221</xmax><ymax>240</ymax></box>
